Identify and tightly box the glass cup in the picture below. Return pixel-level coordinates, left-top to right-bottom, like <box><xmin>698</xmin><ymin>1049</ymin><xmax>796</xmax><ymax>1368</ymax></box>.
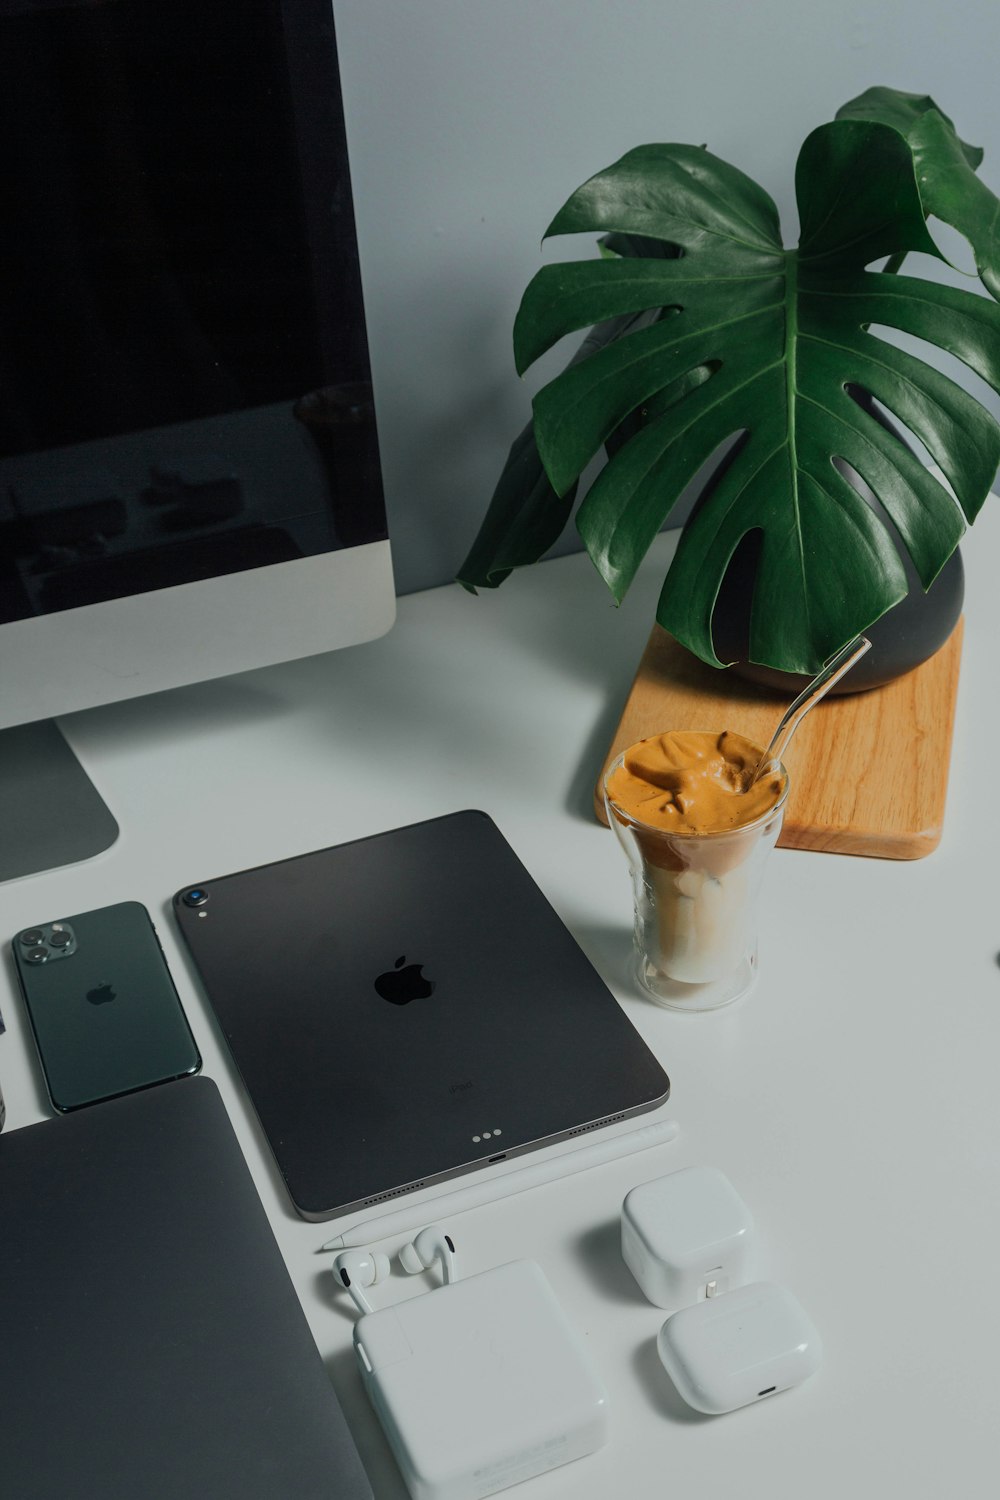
<box><xmin>604</xmin><ymin>750</ymin><xmax>789</xmax><ymax>1011</ymax></box>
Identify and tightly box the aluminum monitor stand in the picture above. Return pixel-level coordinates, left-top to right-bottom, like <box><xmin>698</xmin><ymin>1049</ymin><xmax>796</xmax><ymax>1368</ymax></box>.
<box><xmin>0</xmin><ymin>721</ymin><xmax>118</xmax><ymax>883</ymax></box>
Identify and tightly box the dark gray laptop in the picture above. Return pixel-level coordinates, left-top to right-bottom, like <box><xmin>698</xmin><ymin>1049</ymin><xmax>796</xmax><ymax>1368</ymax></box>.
<box><xmin>174</xmin><ymin>810</ymin><xmax>671</xmax><ymax>1221</ymax></box>
<box><xmin>0</xmin><ymin>1077</ymin><xmax>371</xmax><ymax>1500</ymax></box>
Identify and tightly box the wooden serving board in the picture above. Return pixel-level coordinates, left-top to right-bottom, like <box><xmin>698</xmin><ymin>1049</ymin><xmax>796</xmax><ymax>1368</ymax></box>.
<box><xmin>594</xmin><ymin>620</ymin><xmax>964</xmax><ymax>859</ymax></box>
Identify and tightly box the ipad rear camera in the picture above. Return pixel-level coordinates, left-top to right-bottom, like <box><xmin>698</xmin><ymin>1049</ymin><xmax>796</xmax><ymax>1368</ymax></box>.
<box><xmin>183</xmin><ymin>888</ymin><xmax>209</xmax><ymax>908</ymax></box>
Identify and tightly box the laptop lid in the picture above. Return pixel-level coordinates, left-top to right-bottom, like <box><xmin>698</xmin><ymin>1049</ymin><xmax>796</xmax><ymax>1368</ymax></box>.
<box><xmin>0</xmin><ymin>1077</ymin><xmax>371</xmax><ymax>1500</ymax></box>
<box><xmin>173</xmin><ymin>810</ymin><xmax>671</xmax><ymax>1221</ymax></box>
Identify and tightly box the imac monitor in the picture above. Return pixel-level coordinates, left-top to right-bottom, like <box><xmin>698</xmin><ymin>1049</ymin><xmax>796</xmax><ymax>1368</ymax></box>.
<box><xmin>0</xmin><ymin>0</ymin><xmax>394</xmax><ymax>880</ymax></box>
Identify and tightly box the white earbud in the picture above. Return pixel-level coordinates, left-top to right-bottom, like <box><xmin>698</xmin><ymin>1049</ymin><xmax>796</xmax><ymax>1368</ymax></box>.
<box><xmin>398</xmin><ymin>1224</ymin><xmax>459</xmax><ymax>1285</ymax></box>
<box><xmin>333</xmin><ymin>1248</ymin><xmax>391</xmax><ymax>1315</ymax></box>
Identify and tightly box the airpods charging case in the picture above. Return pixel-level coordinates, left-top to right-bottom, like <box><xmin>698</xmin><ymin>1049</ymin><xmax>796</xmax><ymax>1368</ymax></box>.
<box><xmin>656</xmin><ymin>1280</ymin><xmax>822</xmax><ymax>1414</ymax></box>
<box><xmin>353</xmin><ymin>1259</ymin><xmax>609</xmax><ymax>1500</ymax></box>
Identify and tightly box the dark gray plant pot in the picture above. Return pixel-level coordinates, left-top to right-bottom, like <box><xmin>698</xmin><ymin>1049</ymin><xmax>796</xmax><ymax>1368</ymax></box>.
<box><xmin>709</xmin><ymin>518</ymin><xmax>964</xmax><ymax>697</ymax></box>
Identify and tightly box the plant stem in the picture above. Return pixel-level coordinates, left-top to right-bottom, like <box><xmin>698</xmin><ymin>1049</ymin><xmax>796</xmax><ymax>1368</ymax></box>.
<box><xmin>883</xmin><ymin>252</ymin><xmax>907</xmax><ymax>275</ymax></box>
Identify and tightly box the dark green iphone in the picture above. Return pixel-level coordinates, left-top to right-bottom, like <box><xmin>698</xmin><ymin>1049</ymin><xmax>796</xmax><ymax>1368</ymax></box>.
<box><xmin>12</xmin><ymin>901</ymin><xmax>201</xmax><ymax>1112</ymax></box>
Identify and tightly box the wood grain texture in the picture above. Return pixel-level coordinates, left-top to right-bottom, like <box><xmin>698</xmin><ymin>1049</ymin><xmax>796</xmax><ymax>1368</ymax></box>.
<box><xmin>594</xmin><ymin>620</ymin><xmax>964</xmax><ymax>858</ymax></box>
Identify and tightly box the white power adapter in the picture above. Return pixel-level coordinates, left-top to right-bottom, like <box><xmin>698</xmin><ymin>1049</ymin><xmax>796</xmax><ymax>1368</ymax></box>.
<box><xmin>353</xmin><ymin>1259</ymin><xmax>609</xmax><ymax>1500</ymax></box>
<box><xmin>621</xmin><ymin>1165</ymin><xmax>754</xmax><ymax>1309</ymax></box>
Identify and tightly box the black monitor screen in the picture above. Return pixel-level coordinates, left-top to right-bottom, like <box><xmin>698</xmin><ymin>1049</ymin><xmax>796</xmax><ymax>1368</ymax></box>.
<box><xmin>0</xmin><ymin>0</ymin><xmax>387</xmax><ymax>624</ymax></box>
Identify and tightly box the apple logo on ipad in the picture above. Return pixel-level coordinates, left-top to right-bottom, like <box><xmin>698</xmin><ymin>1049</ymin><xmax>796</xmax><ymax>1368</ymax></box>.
<box><xmin>375</xmin><ymin>955</ymin><xmax>434</xmax><ymax>1005</ymax></box>
<box><xmin>86</xmin><ymin>982</ymin><xmax>116</xmax><ymax>1006</ymax></box>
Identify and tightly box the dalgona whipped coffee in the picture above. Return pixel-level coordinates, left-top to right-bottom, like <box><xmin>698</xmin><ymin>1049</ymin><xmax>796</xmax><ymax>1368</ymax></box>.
<box><xmin>604</xmin><ymin>731</ymin><xmax>788</xmax><ymax>1008</ymax></box>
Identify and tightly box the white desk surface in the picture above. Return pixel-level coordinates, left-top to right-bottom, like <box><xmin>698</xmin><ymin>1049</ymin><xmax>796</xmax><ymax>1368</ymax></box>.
<box><xmin>3</xmin><ymin>510</ymin><xmax>999</xmax><ymax>1500</ymax></box>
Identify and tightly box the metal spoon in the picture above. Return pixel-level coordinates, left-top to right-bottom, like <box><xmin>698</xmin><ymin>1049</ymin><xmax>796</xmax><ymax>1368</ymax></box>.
<box><xmin>748</xmin><ymin>635</ymin><xmax>873</xmax><ymax>786</ymax></box>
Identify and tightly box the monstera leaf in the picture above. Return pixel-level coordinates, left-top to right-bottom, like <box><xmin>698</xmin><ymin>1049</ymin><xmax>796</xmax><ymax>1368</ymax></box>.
<box><xmin>458</xmin><ymin>89</ymin><xmax>1000</xmax><ymax>674</ymax></box>
<box><xmin>835</xmin><ymin>89</ymin><xmax>1000</xmax><ymax>296</ymax></box>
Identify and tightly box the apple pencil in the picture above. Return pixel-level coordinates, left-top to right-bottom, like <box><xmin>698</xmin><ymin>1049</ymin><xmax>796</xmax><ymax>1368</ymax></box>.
<box><xmin>318</xmin><ymin>1116</ymin><xmax>680</xmax><ymax>1250</ymax></box>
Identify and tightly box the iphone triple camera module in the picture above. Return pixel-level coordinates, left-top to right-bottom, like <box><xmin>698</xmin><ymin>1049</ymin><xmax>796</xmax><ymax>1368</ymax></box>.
<box><xmin>18</xmin><ymin>923</ymin><xmax>77</xmax><ymax>965</ymax></box>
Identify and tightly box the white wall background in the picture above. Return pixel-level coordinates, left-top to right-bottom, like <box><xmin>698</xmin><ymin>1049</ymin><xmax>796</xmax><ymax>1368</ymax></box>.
<box><xmin>332</xmin><ymin>0</ymin><xmax>1000</xmax><ymax>596</ymax></box>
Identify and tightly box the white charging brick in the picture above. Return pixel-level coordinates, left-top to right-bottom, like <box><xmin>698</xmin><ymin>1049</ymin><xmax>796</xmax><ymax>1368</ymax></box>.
<box><xmin>354</xmin><ymin>1259</ymin><xmax>609</xmax><ymax>1500</ymax></box>
<box><xmin>621</xmin><ymin>1165</ymin><xmax>754</xmax><ymax>1310</ymax></box>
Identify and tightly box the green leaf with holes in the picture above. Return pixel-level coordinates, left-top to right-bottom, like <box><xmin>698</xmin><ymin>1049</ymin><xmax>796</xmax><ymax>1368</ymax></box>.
<box><xmin>459</xmin><ymin>91</ymin><xmax>1000</xmax><ymax>673</ymax></box>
